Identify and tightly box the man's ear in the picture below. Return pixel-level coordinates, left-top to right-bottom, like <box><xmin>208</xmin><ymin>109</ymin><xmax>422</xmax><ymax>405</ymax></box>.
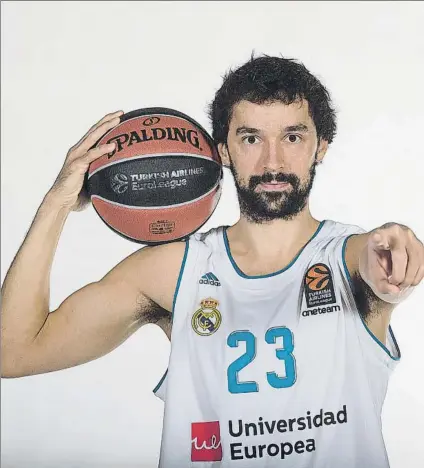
<box><xmin>316</xmin><ymin>139</ymin><xmax>329</xmax><ymax>164</ymax></box>
<box><xmin>218</xmin><ymin>143</ymin><xmax>231</xmax><ymax>168</ymax></box>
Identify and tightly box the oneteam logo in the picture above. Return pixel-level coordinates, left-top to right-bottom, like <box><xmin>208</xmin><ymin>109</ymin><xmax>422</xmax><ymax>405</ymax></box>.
<box><xmin>199</xmin><ymin>272</ymin><xmax>221</xmax><ymax>286</ymax></box>
<box><xmin>301</xmin><ymin>304</ymin><xmax>341</xmax><ymax>317</ymax></box>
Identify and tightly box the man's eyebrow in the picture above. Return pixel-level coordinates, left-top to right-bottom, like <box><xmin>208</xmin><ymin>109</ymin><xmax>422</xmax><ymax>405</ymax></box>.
<box><xmin>235</xmin><ymin>126</ymin><xmax>259</xmax><ymax>135</ymax></box>
<box><xmin>235</xmin><ymin>124</ymin><xmax>310</xmax><ymax>135</ymax></box>
<box><xmin>284</xmin><ymin>124</ymin><xmax>309</xmax><ymax>133</ymax></box>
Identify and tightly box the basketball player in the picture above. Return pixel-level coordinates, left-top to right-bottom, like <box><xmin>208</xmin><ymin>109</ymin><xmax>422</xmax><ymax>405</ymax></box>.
<box><xmin>2</xmin><ymin>56</ymin><xmax>424</xmax><ymax>467</ymax></box>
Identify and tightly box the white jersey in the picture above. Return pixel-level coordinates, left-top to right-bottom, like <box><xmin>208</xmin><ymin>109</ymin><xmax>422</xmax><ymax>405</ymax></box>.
<box><xmin>154</xmin><ymin>220</ymin><xmax>400</xmax><ymax>468</ymax></box>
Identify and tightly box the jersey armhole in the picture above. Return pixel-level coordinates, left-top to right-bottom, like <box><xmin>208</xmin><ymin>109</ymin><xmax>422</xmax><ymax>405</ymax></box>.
<box><xmin>341</xmin><ymin>235</ymin><xmax>401</xmax><ymax>362</ymax></box>
<box><xmin>153</xmin><ymin>240</ymin><xmax>190</xmax><ymax>399</ymax></box>
<box><xmin>153</xmin><ymin>369</ymin><xmax>168</xmax><ymax>395</ymax></box>
<box><xmin>171</xmin><ymin>240</ymin><xmax>190</xmax><ymax>323</ymax></box>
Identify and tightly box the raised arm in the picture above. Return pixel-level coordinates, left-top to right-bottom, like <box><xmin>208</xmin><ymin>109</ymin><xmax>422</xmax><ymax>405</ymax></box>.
<box><xmin>1</xmin><ymin>111</ymin><xmax>185</xmax><ymax>377</ymax></box>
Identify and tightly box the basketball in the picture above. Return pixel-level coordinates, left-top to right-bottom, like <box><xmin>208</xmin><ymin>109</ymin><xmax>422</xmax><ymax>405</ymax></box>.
<box><xmin>86</xmin><ymin>108</ymin><xmax>223</xmax><ymax>244</ymax></box>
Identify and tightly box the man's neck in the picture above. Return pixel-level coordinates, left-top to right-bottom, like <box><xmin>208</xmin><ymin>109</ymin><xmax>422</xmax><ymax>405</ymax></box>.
<box><xmin>225</xmin><ymin>207</ymin><xmax>321</xmax><ymax>274</ymax></box>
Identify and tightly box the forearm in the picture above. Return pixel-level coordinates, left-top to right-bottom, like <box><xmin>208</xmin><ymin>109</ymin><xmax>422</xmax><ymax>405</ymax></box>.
<box><xmin>1</xmin><ymin>193</ymin><xmax>70</xmax><ymax>356</ymax></box>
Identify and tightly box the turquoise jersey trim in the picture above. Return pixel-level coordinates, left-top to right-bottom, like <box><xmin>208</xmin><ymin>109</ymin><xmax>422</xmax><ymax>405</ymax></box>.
<box><xmin>223</xmin><ymin>220</ymin><xmax>326</xmax><ymax>279</ymax></box>
<box><xmin>153</xmin><ymin>240</ymin><xmax>189</xmax><ymax>396</ymax></box>
<box><xmin>341</xmin><ymin>236</ymin><xmax>400</xmax><ymax>361</ymax></box>
<box><xmin>171</xmin><ymin>240</ymin><xmax>189</xmax><ymax>322</ymax></box>
<box><xmin>153</xmin><ymin>369</ymin><xmax>168</xmax><ymax>394</ymax></box>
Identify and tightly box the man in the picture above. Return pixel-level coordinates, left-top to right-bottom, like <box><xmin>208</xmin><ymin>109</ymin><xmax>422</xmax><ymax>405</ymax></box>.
<box><xmin>1</xmin><ymin>55</ymin><xmax>423</xmax><ymax>467</ymax></box>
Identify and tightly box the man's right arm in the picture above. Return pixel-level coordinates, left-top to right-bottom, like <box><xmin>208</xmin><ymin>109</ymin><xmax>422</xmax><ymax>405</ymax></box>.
<box><xmin>1</xmin><ymin>111</ymin><xmax>185</xmax><ymax>378</ymax></box>
<box><xmin>1</xmin><ymin>218</ymin><xmax>184</xmax><ymax>377</ymax></box>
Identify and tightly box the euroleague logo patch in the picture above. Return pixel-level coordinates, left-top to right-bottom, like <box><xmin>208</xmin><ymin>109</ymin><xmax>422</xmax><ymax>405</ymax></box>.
<box><xmin>304</xmin><ymin>263</ymin><xmax>336</xmax><ymax>308</ymax></box>
<box><xmin>110</xmin><ymin>173</ymin><xmax>129</xmax><ymax>194</ymax></box>
<box><xmin>192</xmin><ymin>298</ymin><xmax>222</xmax><ymax>336</ymax></box>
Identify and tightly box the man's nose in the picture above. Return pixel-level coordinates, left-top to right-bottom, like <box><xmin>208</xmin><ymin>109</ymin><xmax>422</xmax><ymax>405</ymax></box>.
<box><xmin>261</xmin><ymin>140</ymin><xmax>286</xmax><ymax>172</ymax></box>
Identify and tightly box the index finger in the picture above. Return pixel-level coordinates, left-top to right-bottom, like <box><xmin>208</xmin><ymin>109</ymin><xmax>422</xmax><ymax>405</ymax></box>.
<box><xmin>70</xmin><ymin>110</ymin><xmax>123</xmax><ymax>154</ymax></box>
<box><xmin>389</xmin><ymin>244</ymin><xmax>408</xmax><ymax>285</ymax></box>
<box><xmin>85</xmin><ymin>110</ymin><xmax>124</xmax><ymax>137</ymax></box>
<box><xmin>71</xmin><ymin>111</ymin><xmax>124</xmax><ymax>159</ymax></box>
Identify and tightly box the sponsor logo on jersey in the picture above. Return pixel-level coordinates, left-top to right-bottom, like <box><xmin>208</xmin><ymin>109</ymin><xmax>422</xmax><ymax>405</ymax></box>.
<box><xmin>226</xmin><ymin>405</ymin><xmax>347</xmax><ymax>461</ymax></box>
<box><xmin>199</xmin><ymin>272</ymin><xmax>221</xmax><ymax>286</ymax></box>
<box><xmin>303</xmin><ymin>263</ymin><xmax>337</xmax><ymax>308</ymax></box>
<box><xmin>301</xmin><ymin>304</ymin><xmax>341</xmax><ymax>317</ymax></box>
<box><xmin>191</xmin><ymin>421</ymin><xmax>222</xmax><ymax>462</ymax></box>
<box><xmin>192</xmin><ymin>298</ymin><xmax>222</xmax><ymax>336</ymax></box>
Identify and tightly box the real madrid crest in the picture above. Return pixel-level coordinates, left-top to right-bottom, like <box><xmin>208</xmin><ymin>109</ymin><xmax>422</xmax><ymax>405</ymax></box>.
<box><xmin>192</xmin><ymin>298</ymin><xmax>222</xmax><ymax>336</ymax></box>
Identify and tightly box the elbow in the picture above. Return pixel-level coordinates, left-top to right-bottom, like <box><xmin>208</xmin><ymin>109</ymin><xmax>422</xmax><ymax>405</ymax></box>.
<box><xmin>1</xmin><ymin>363</ymin><xmax>21</xmax><ymax>378</ymax></box>
<box><xmin>1</xmin><ymin>347</ymin><xmax>30</xmax><ymax>378</ymax></box>
<box><xmin>1</xmin><ymin>364</ymin><xmax>32</xmax><ymax>379</ymax></box>
<box><xmin>1</xmin><ymin>370</ymin><xmax>20</xmax><ymax>378</ymax></box>
<box><xmin>1</xmin><ymin>357</ymin><xmax>20</xmax><ymax>378</ymax></box>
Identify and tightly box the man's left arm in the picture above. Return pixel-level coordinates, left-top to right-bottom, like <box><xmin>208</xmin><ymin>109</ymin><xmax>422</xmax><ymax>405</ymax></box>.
<box><xmin>345</xmin><ymin>222</ymin><xmax>424</xmax><ymax>343</ymax></box>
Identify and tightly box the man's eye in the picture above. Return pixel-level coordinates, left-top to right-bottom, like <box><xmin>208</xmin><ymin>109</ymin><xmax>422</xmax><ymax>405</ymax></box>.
<box><xmin>286</xmin><ymin>134</ymin><xmax>302</xmax><ymax>143</ymax></box>
<box><xmin>242</xmin><ymin>135</ymin><xmax>259</xmax><ymax>144</ymax></box>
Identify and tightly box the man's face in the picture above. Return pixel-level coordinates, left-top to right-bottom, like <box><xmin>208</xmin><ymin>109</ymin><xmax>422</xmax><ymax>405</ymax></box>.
<box><xmin>219</xmin><ymin>100</ymin><xmax>328</xmax><ymax>222</ymax></box>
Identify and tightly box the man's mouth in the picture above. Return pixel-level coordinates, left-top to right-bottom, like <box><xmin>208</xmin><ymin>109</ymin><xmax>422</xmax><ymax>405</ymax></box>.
<box><xmin>256</xmin><ymin>182</ymin><xmax>291</xmax><ymax>192</ymax></box>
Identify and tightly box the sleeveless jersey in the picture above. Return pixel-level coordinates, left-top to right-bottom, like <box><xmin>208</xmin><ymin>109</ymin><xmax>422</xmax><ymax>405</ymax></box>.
<box><xmin>153</xmin><ymin>220</ymin><xmax>400</xmax><ymax>467</ymax></box>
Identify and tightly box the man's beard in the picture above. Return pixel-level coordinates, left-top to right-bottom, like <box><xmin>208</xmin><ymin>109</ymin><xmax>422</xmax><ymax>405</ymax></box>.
<box><xmin>229</xmin><ymin>157</ymin><xmax>318</xmax><ymax>223</ymax></box>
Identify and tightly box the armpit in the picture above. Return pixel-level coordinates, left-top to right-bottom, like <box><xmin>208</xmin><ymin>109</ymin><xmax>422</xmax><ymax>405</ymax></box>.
<box><xmin>137</xmin><ymin>295</ymin><xmax>169</xmax><ymax>323</ymax></box>
<box><xmin>351</xmin><ymin>273</ymin><xmax>393</xmax><ymax>325</ymax></box>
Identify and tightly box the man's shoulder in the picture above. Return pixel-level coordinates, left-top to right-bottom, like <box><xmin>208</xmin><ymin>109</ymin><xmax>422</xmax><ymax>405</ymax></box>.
<box><xmin>188</xmin><ymin>225</ymin><xmax>226</xmax><ymax>244</ymax></box>
<box><xmin>320</xmin><ymin>219</ymin><xmax>366</xmax><ymax>240</ymax></box>
<box><xmin>136</xmin><ymin>239</ymin><xmax>188</xmax><ymax>263</ymax></box>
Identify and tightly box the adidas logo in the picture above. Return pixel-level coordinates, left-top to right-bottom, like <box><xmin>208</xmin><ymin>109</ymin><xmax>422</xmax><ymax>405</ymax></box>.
<box><xmin>199</xmin><ymin>272</ymin><xmax>221</xmax><ymax>286</ymax></box>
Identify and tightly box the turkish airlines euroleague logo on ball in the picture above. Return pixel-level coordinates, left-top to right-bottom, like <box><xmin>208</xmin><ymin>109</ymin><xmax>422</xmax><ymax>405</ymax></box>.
<box><xmin>304</xmin><ymin>263</ymin><xmax>336</xmax><ymax>308</ymax></box>
<box><xmin>191</xmin><ymin>421</ymin><xmax>222</xmax><ymax>462</ymax></box>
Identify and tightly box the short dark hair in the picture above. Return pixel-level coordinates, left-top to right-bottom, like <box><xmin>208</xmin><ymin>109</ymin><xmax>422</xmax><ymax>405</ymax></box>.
<box><xmin>209</xmin><ymin>54</ymin><xmax>337</xmax><ymax>145</ymax></box>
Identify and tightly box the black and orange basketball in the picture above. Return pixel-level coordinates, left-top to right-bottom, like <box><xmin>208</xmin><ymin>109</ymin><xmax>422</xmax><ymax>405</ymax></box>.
<box><xmin>87</xmin><ymin>108</ymin><xmax>223</xmax><ymax>244</ymax></box>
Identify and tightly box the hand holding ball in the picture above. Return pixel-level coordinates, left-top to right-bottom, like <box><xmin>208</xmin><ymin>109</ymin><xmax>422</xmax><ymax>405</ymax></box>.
<box><xmin>87</xmin><ymin>108</ymin><xmax>223</xmax><ymax>244</ymax></box>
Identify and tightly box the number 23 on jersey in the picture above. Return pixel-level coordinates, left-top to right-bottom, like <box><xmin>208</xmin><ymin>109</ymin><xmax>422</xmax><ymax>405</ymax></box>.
<box><xmin>227</xmin><ymin>326</ymin><xmax>297</xmax><ymax>394</ymax></box>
